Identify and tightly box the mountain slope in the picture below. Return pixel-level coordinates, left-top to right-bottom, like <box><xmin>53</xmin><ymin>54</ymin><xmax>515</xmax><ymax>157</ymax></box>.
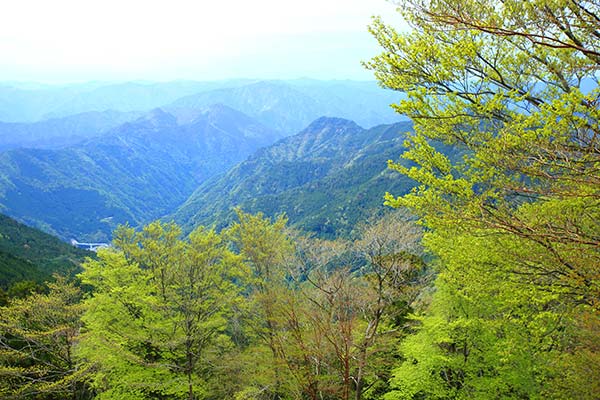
<box><xmin>0</xmin><ymin>106</ymin><xmax>280</xmax><ymax>241</ymax></box>
<box><xmin>172</xmin><ymin>118</ymin><xmax>418</xmax><ymax>238</ymax></box>
<box><xmin>0</xmin><ymin>213</ymin><xmax>91</xmax><ymax>288</ymax></box>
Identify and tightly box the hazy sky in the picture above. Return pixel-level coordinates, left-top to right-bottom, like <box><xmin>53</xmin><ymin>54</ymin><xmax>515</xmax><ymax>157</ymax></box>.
<box><xmin>0</xmin><ymin>0</ymin><xmax>406</xmax><ymax>83</ymax></box>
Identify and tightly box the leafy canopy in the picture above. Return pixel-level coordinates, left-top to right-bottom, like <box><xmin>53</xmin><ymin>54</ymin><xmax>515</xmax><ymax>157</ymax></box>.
<box><xmin>366</xmin><ymin>0</ymin><xmax>600</xmax><ymax>398</ymax></box>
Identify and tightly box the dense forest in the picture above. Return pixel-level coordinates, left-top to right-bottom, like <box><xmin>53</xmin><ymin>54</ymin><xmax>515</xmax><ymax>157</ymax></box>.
<box><xmin>0</xmin><ymin>81</ymin><xmax>402</xmax><ymax>243</ymax></box>
<box><xmin>1</xmin><ymin>0</ymin><xmax>599</xmax><ymax>399</ymax></box>
<box><xmin>0</xmin><ymin>214</ymin><xmax>90</xmax><ymax>294</ymax></box>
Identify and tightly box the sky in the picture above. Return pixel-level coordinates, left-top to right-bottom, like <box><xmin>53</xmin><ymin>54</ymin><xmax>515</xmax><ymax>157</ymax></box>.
<box><xmin>0</xmin><ymin>0</ymin><xmax>406</xmax><ymax>84</ymax></box>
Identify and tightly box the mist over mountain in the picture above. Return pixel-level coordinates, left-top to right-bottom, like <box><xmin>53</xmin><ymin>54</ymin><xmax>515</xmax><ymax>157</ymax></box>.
<box><xmin>167</xmin><ymin>80</ymin><xmax>404</xmax><ymax>134</ymax></box>
<box><xmin>0</xmin><ymin>110</ymin><xmax>142</xmax><ymax>151</ymax></box>
<box><xmin>0</xmin><ymin>106</ymin><xmax>280</xmax><ymax>241</ymax></box>
<box><xmin>0</xmin><ymin>80</ymin><xmax>252</xmax><ymax>122</ymax></box>
<box><xmin>42</xmin><ymin>80</ymin><xmax>253</xmax><ymax>120</ymax></box>
<box><xmin>0</xmin><ymin>79</ymin><xmax>403</xmax><ymax>133</ymax></box>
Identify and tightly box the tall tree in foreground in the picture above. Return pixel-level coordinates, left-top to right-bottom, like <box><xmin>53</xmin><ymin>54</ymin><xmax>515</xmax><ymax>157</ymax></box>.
<box><xmin>227</xmin><ymin>211</ymin><xmax>425</xmax><ymax>400</ymax></box>
<box><xmin>226</xmin><ymin>210</ymin><xmax>297</xmax><ymax>399</ymax></box>
<box><xmin>366</xmin><ymin>0</ymin><xmax>599</xmax><ymax>398</ymax></box>
<box><xmin>351</xmin><ymin>213</ymin><xmax>425</xmax><ymax>399</ymax></box>
<box><xmin>78</xmin><ymin>222</ymin><xmax>243</xmax><ymax>399</ymax></box>
<box><xmin>0</xmin><ymin>276</ymin><xmax>91</xmax><ymax>399</ymax></box>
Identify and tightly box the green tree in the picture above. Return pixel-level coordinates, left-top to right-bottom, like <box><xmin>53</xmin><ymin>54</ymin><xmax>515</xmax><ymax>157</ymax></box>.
<box><xmin>290</xmin><ymin>215</ymin><xmax>424</xmax><ymax>400</ymax></box>
<box><xmin>226</xmin><ymin>210</ymin><xmax>297</xmax><ymax>399</ymax></box>
<box><xmin>7</xmin><ymin>280</ymin><xmax>45</xmax><ymax>299</ymax></box>
<box><xmin>229</xmin><ymin>212</ymin><xmax>425</xmax><ymax>400</ymax></box>
<box><xmin>0</xmin><ymin>275</ymin><xmax>91</xmax><ymax>399</ymax></box>
<box><xmin>78</xmin><ymin>222</ymin><xmax>243</xmax><ymax>399</ymax></box>
<box><xmin>366</xmin><ymin>0</ymin><xmax>600</xmax><ymax>398</ymax></box>
<box><xmin>351</xmin><ymin>213</ymin><xmax>425</xmax><ymax>400</ymax></box>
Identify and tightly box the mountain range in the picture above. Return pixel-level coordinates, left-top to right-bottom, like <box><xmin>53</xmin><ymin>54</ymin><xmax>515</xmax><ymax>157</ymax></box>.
<box><xmin>0</xmin><ymin>78</ymin><xmax>417</xmax><ymax>244</ymax></box>
<box><xmin>0</xmin><ymin>80</ymin><xmax>249</xmax><ymax>122</ymax></box>
<box><xmin>0</xmin><ymin>79</ymin><xmax>404</xmax><ymax>131</ymax></box>
<box><xmin>0</xmin><ymin>110</ymin><xmax>142</xmax><ymax>151</ymax></box>
<box><xmin>0</xmin><ymin>105</ymin><xmax>280</xmax><ymax>241</ymax></box>
<box><xmin>172</xmin><ymin>118</ymin><xmax>417</xmax><ymax>238</ymax></box>
<box><xmin>167</xmin><ymin>80</ymin><xmax>404</xmax><ymax>134</ymax></box>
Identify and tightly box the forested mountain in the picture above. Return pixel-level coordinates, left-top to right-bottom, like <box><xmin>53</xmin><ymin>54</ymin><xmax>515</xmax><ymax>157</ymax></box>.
<box><xmin>0</xmin><ymin>110</ymin><xmax>142</xmax><ymax>151</ymax></box>
<box><xmin>0</xmin><ymin>213</ymin><xmax>90</xmax><ymax>288</ymax></box>
<box><xmin>1</xmin><ymin>0</ymin><xmax>598</xmax><ymax>397</ymax></box>
<box><xmin>173</xmin><ymin>117</ymin><xmax>418</xmax><ymax>237</ymax></box>
<box><xmin>0</xmin><ymin>77</ymin><xmax>406</xmax><ymax>243</ymax></box>
<box><xmin>0</xmin><ymin>106</ymin><xmax>280</xmax><ymax>241</ymax></box>
<box><xmin>167</xmin><ymin>80</ymin><xmax>404</xmax><ymax>134</ymax></box>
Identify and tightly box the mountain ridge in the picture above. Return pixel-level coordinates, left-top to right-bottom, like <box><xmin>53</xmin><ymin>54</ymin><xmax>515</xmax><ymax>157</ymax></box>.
<box><xmin>172</xmin><ymin>118</ymin><xmax>417</xmax><ymax>237</ymax></box>
<box><xmin>0</xmin><ymin>110</ymin><xmax>142</xmax><ymax>151</ymax></box>
<box><xmin>165</xmin><ymin>80</ymin><xmax>405</xmax><ymax>133</ymax></box>
<box><xmin>0</xmin><ymin>106</ymin><xmax>281</xmax><ymax>241</ymax></box>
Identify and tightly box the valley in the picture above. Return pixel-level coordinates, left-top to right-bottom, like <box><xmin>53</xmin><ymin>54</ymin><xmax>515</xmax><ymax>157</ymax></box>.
<box><xmin>0</xmin><ymin>2</ymin><xmax>598</xmax><ymax>399</ymax></box>
<box><xmin>0</xmin><ymin>79</ymin><xmax>408</xmax><ymax>242</ymax></box>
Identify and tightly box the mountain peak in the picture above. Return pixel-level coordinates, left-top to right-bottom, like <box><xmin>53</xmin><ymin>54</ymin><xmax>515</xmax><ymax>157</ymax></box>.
<box><xmin>138</xmin><ymin>108</ymin><xmax>178</xmax><ymax>128</ymax></box>
<box><xmin>303</xmin><ymin>117</ymin><xmax>363</xmax><ymax>133</ymax></box>
<box><xmin>201</xmin><ymin>103</ymin><xmax>242</xmax><ymax>118</ymax></box>
<box><xmin>187</xmin><ymin>103</ymin><xmax>282</xmax><ymax>144</ymax></box>
<box><xmin>185</xmin><ymin>103</ymin><xmax>258</xmax><ymax>128</ymax></box>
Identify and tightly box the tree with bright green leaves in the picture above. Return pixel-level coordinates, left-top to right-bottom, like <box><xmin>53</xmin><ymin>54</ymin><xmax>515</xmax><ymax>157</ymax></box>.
<box><xmin>226</xmin><ymin>210</ymin><xmax>297</xmax><ymax>399</ymax></box>
<box><xmin>77</xmin><ymin>222</ymin><xmax>244</xmax><ymax>399</ymax></box>
<box><xmin>0</xmin><ymin>275</ymin><xmax>92</xmax><ymax>399</ymax></box>
<box><xmin>366</xmin><ymin>0</ymin><xmax>599</xmax><ymax>398</ymax></box>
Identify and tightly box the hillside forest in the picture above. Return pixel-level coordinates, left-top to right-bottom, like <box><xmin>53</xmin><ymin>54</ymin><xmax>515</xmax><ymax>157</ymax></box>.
<box><xmin>0</xmin><ymin>0</ymin><xmax>599</xmax><ymax>399</ymax></box>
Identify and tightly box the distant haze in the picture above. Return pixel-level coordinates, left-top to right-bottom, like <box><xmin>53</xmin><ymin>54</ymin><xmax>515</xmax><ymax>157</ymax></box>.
<box><xmin>0</xmin><ymin>0</ymin><xmax>406</xmax><ymax>83</ymax></box>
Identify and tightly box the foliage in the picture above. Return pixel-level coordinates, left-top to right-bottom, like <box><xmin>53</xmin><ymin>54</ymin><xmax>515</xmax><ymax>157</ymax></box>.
<box><xmin>6</xmin><ymin>280</ymin><xmax>46</xmax><ymax>298</ymax></box>
<box><xmin>78</xmin><ymin>222</ymin><xmax>244</xmax><ymax>399</ymax></box>
<box><xmin>227</xmin><ymin>210</ymin><xmax>426</xmax><ymax>400</ymax></box>
<box><xmin>0</xmin><ymin>204</ymin><xmax>427</xmax><ymax>400</ymax></box>
<box><xmin>226</xmin><ymin>210</ymin><xmax>298</xmax><ymax>399</ymax></box>
<box><xmin>0</xmin><ymin>275</ymin><xmax>92</xmax><ymax>399</ymax></box>
<box><xmin>366</xmin><ymin>0</ymin><xmax>600</xmax><ymax>398</ymax></box>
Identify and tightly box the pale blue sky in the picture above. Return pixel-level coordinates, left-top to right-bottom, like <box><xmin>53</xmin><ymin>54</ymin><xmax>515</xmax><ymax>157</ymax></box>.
<box><xmin>0</xmin><ymin>0</ymin><xmax>406</xmax><ymax>83</ymax></box>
